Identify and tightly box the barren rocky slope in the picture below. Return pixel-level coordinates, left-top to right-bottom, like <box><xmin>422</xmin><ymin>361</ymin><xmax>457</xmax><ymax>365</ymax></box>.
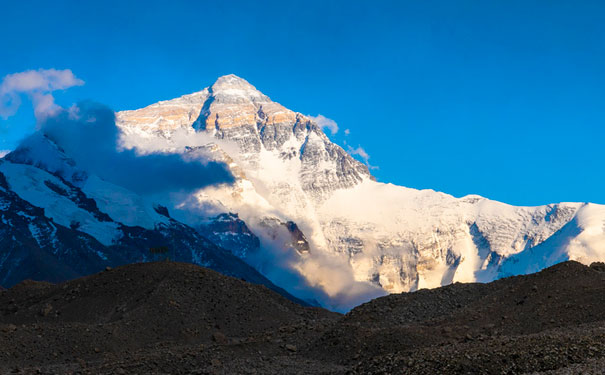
<box><xmin>1</xmin><ymin>260</ymin><xmax>603</xmax><ymax>374</ymax></box>
<box><xmin>0</xmin><ymin>261</ymin><xmax>339</xmax><ymax>374</ymax></box>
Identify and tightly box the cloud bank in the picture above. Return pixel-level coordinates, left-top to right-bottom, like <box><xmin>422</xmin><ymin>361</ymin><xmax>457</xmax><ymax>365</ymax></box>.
<box><xmin>14</xmin><ymin>102</ymin><xmax>234</xmax><ymax>195</ymax></box>
<box><xmin>309</xmin><ymin>114</ymin><xmax>338</xmax><ymax>135</ymax></box>
<box><xmin>0</xmin><ymin>69</ymin><xmax>84</xmax><ymax>120</ymax></box>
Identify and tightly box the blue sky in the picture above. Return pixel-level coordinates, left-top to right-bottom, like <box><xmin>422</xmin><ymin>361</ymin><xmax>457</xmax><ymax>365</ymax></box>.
<box><xmin>1</xmin><ymin>0</ymin><xmax>604</xmax><ymax>206</ymax></box>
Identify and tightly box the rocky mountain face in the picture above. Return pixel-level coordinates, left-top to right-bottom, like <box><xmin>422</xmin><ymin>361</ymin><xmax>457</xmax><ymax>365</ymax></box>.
<box><xmin>117</xmin><ymin>74</ymin><xmax>605</xmax><ymax>311</ymax></box>
<box><xmin>197</xmin><ymin>213</ymin><xmax>260</xmax><ymax>259</ymax></box>
<box><xmin>118</xmin><ymin>75</ymin><xmax>371</xmax><ymax>199</ymax></box>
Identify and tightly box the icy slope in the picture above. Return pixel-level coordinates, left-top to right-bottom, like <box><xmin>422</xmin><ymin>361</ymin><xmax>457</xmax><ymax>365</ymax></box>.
<box><xmin>117</xmin><ymin>74</ymin><xmax>605</xmax><ymax>310</ymax></box>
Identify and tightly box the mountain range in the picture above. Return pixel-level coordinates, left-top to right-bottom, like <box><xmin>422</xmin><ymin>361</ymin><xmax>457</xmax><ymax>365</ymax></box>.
<box><xmin>1</xmin><ymin>74</ymin><xmax>604</xmax><ymax>311</ymax></box>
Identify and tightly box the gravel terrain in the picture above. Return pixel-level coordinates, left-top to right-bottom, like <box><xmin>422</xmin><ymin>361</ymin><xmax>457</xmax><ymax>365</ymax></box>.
<box><xmin>1</xmin><ymin>261</ymin><xmax>604</xmax><ymax>374</ymax></box>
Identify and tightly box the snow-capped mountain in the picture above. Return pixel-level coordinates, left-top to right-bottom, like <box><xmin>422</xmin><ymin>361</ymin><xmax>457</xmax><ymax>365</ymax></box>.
<box><xmin>117</xmin><ymin>74</ymin><xmax>605</xmax><ymax>310</ymax></box>
<box><xmin>2</xmin><ymin>74</ymin><xmax>603</xmax><ymax>311</ymax></box>
<box><xmin>0</xmin><ymin>135</ymin><xmax>305</xmax><ymax>305</ymax></box>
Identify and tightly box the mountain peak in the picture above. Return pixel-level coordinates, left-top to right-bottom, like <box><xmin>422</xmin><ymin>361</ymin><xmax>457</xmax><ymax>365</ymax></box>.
<box><xmin>209</xmin><ymin>74</ymin><xmax>268</xmax><ymax>103</ymax></box>
<box><xmin>212</xmin><ymin>74</ymin><xmax>253</xmax><ymax>88</ymax></box>
<box><xmin>116</xmin><ymin>74</ymin><xmax>295</xmax><ymax>135</ymax></box>
<box><xmin>192</xmin><ymin>74</ymin><xmax>296</xmax><ymax>130</ymax></box>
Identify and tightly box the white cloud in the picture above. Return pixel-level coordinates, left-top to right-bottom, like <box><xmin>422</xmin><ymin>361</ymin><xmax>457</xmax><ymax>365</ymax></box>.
<box><xmin>344</xmin><ymin>128</ymin><xmax>350</xmax><ymax>136</ymax></box>
<box><xmin>308</xmin><ymin>114</ymin><xmax>338</xmax><ymax>135</ymax></box>
<box><xmin>0</xmin><ymin>68</ymin><xmax>84</xmax><ymax>120</ymax></box>
<box><xmin>348</xmin><ymin>145</ymin><xmax>378</xmax><ymax>170</ymax></box>
<box><xmin>348</xmin><ymin>145</ymin><xmax>369</xmax><ymax>162</ymax></box>
<box><xmin>0</xmin><ymin>150</ymin><xmax>10</xmax><ymax>158</ymax></box>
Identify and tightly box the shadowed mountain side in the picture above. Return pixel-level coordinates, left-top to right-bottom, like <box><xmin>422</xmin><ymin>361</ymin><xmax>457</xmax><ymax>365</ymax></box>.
<box><xmin>0</xmin><ymin>164</ymin><xmax>307</xmax><ymax>307</ymax></box>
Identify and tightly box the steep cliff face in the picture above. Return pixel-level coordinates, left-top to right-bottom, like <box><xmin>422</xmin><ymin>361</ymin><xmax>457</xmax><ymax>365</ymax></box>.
<box><xmin>115</xmin><ymin>74</ymin><xmax>605</xmax><ymax>310</ymax></box>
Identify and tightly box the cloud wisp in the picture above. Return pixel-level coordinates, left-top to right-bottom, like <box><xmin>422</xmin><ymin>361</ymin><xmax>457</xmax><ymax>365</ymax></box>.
<box><xmin>309</xmin><ymin>114</ymin><xmax>339</xmax><ymax>135</ymax></box>
<box><xmin>348</xmin><ymin>145</ymin><xmax>378</xmax><ymax>170</ymax></box>
<box><xmin>0</xmin><ymin>68</ymin><xmax>84</xmax><ymax>120</ymax></box>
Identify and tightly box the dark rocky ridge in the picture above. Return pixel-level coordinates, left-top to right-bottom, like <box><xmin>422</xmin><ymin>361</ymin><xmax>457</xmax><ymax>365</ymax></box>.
<box><xmin>1</xmin><ymin>260</ymin><xmax>604</xmax><ymax>374</ymax></box>
<box><xmin>313</xmin><ymin>260</ymin><xmax>605</xmax><ymax>374</ymax></box>
<box><xmin>0</xmin><ymin>262</ymin><xmax>339</xmax><ymax>374</ymax></box>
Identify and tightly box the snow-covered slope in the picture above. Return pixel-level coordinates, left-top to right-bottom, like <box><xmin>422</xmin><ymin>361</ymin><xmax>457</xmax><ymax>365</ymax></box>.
<box><xmin>0</xmin><ymin>141</ymin><xmax>307</xmax><ymax>305</ymax></box>
<box><xmin>116</xmin><ymin>74</ymin><xmax>605</xmax><ymax>311</ymax></box>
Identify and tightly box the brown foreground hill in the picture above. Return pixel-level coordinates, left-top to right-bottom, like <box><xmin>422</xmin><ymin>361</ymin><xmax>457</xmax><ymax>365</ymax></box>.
<box><xmin>0</xmin><ymin>260</ymin><xmax>604</xmax><ymax>374</ymax></box>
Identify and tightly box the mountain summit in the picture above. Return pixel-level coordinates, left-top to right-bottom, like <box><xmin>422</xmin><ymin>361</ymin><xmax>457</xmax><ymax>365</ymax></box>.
<box><xmin>115</xmin><ymin>75</ymin><xmax>605</xmax><ymax>310</ymax></box>
<box><xmin>117</xmin><ymin>75</ymin><xmax>371</xmax><ymax>200</ymax></box>
<box><xmin>197</xmin><ymin>74</ymin><xmax>296</xmax><ymax>131</ymax></box>
<box><xmin>209</xmin><ymin>74</ymin><xmax>268</xmax><ymax>101</ymax></box>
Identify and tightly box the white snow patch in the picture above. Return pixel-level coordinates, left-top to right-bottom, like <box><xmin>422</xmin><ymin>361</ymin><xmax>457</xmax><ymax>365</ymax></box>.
<box><xmin>82</xmin><ymin>175</ymin><xmax>169</xmax><ymax>229</ymax></box>
<box><xmin>0</xmin><ymin>161</ymin><xmax>121</xmax><ymax>246</ymax></box>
